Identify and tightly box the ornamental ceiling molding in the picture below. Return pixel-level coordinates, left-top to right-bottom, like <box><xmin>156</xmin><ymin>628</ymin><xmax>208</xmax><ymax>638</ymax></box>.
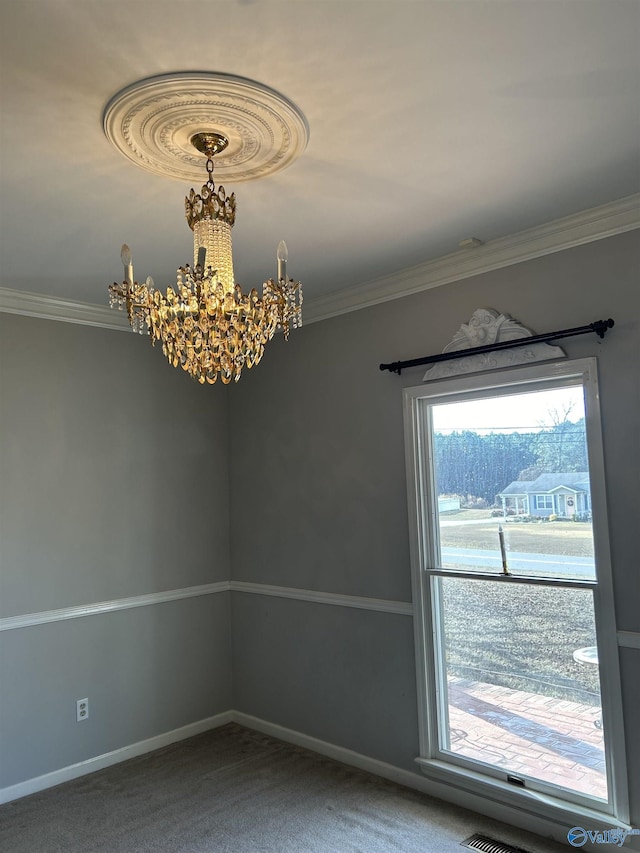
<box><xmin>102</xmin><ymin>72</ymin><xmax>309</xmax><ymax>183</ymax></box>
<box><xmin>422</xmin><ymin>308</ymin><xmax>565</xmax><ymax>381</ymax></box>
<box><xmin>1</xmin><ymin>194</ymin><xmax>638</xmax><ymax>330</ymax></box>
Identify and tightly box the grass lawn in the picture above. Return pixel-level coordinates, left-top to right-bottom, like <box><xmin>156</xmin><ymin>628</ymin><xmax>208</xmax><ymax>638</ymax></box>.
<box><xmin>440</xmin><ymin>512</ymin><xmax>594</xmax><ymax>558</ymax></box>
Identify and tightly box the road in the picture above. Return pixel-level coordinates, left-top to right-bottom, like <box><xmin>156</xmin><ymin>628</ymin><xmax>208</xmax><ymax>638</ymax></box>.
<box><xmin>440</xmin><ymin>546</ymin><xmax>595</xmax><ymax>577</ymax></box>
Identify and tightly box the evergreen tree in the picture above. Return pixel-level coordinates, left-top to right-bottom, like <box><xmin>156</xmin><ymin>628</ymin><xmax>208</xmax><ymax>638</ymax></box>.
<box><xmin>434</xmin><ymin>431</ymin><xmax>537</xmax><ymax>504</ymax></box>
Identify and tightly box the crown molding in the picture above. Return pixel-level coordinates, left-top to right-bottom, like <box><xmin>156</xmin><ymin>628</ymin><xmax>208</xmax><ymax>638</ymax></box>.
<box><xmin>0</xmin><ymin>287</ymin><xmax>132</xmax><ymax>332</ymax></box>
<box><xmin>304</xmin><ymin>193</ymin><xmax>640</xmax><ymax>324</ymax></box>
<box><xmin>1</xmin><ymin>194</ymin><xmax>638</xmax><ymax>330</ymax></box>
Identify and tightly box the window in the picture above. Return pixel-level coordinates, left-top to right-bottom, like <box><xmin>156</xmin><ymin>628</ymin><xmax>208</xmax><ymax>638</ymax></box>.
<box><xmin>404</xmin><ymin>358</ymin><xmax>628</xmax><ymax>827</ymax></box>
<box><xmin>534</xmin><ymin>494</ymin><xmax>554</xmax><ymax>510</ymax></box>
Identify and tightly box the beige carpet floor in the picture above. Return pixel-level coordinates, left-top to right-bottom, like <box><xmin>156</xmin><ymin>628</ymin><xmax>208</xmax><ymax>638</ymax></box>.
<box><xmin>0</xmin><ymin>723</ymin><xmax>567</xmax><ymax>852</ymax></box>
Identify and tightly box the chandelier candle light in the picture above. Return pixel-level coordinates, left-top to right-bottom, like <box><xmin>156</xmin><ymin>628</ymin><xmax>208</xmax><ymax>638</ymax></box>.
<box><xmin>108</xmin><ymin>131</ymin><xmax>302</xmax><ymax>384</ymax></box>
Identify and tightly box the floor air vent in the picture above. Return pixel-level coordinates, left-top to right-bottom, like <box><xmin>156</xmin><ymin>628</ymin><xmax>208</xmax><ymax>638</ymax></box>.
<box><xmin>461</xmin><ymin>834</ymin><xmax>530</xmax><ymax>853</ymax></box>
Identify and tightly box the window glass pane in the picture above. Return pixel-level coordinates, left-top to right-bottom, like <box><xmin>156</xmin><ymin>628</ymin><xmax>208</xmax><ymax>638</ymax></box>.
<box><xmin>431</xmin><ymin>386</ymin><xmax>595</xmax><ymax>580</ymax></box>
<box><xmin>437</xmin><ymin>576</ymin><xmax>606</xmax><ymax>801</ymax></box>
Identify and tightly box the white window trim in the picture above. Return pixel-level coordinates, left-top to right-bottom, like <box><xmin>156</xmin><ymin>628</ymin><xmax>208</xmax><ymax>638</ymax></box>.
<box><xmin>534</xmin><ymin>494</ymin><xmax>554</xmax><ymax>510</ymax></box>
<box><xmin>403</xmin><ymin>357</ymin><xmax>630</xmax><ymax>826</ymax></box>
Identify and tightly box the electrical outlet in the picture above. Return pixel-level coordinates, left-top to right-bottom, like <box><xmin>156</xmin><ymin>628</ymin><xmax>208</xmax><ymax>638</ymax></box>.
<box><xmin>76</xmin><ymin>698</ymin><xmax>89</xmax><ymax>722</ymax></box>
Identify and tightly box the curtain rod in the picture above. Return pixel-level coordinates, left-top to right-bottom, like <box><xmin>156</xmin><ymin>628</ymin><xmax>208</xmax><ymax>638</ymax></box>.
<box><xmin>379</xmin><ymin>319</ymin><xmax>614</xmax><ymax>376</ymax></box>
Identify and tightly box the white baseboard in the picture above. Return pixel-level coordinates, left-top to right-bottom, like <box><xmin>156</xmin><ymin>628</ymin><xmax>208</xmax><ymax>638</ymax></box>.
<box><xmin>231</xmin><ymin>712</ymin><xmax>637</xmax><ymax>851</ymax></box>
<box><xmin>0</xmin><ymin>711</ymin><xmax>233</xmax><ymax>805</ymax></box>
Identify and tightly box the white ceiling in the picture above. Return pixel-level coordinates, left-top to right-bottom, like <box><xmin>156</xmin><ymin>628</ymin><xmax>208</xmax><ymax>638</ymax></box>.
<box><xmin>1</xmin><ymin>0</ymin><xmax>638</xmax><ymax>311</ymax></box>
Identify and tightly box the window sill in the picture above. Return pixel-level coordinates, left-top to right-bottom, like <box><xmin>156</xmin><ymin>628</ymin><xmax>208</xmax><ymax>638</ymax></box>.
<box><xmin>414</xmin><ymin>757</ymin><xmax>631</xmax><ymax>832</ymax></box>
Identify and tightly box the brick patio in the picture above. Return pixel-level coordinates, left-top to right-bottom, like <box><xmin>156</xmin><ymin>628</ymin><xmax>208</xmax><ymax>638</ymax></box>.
<box><xmin>447</xmin><ymin>678</ymin><xmax>607</xmax><ymax>800</ymax></box>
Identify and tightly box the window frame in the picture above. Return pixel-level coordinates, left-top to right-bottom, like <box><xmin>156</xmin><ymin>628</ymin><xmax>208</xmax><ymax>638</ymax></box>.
<box><xmin>403</xmin><ymin>357</ymin><xmax>630</xmax><ymax>827</ymax></box>
<box><xmin>534</xmin><ymin>494</ymin><xmax>554</xmax><ymax>511</ymax></box>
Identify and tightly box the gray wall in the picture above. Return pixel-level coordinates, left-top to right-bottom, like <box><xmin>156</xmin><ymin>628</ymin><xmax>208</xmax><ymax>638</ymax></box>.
<box><xmin>1</xmin><ymin>231</ymin><xmax>638</xmax><ymax>823</ymax></box>
<box><xmin>229</xmin><ymin>230</ymin><xmax>640</xmax><ymax>820</ymax></box>
<box><xmin>0</xmin><ymin>316</ymin><xmax>232</xmax><ymax>788</ymax></box>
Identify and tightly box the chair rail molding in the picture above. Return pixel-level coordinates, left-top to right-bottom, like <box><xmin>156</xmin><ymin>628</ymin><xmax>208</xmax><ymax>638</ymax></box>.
<box><xmin>229</xmin><ymin>581</ymin><xmax>413</xmax><ymax>616</ymax></box>
<box><xmin>3</xmin><ymin>579</ymin><xmax>638</xmax><ymax>648</ymax></box>
<box><xmin>0</xmin><ymin>582</ymin><xmax>413</xmax><ymax>631</ymax></box>
<box><xmin>0</xmin><ymin>582</ymin><xmax>231</xmax><ymax>631</ymax></box>
<box><xmin>617</xmin><ymin>631</ymin><xmax>640</xmax><ymax>649</ymax></box>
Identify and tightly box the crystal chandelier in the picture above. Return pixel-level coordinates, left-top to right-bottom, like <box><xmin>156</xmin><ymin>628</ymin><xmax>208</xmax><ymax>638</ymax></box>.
<box><xmin>108</xmin><ymin>132</ymin><xmax>302</xmax><ymax>385</ymax></box>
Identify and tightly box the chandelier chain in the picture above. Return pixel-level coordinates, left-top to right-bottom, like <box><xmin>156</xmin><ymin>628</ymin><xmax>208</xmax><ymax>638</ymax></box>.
<box><xmin>206</xmin><ymin>157</ymin><xmax>215</xmax><ymax>190</ymax></box>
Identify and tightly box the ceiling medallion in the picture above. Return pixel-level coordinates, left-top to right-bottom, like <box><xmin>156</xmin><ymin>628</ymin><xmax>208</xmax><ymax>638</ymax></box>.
<box><xmin>102</xmin><ymin>71</ymin><xmax>309</xmax><ymax>183</ymax></box>
<box><xmin>106</xmin><ymin>74</ymin><xmax>306</xmax><ymax>385</ymax></box>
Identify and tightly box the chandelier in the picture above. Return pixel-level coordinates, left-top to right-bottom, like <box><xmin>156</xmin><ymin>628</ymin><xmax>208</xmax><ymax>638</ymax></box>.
<box><xmin>108</xmin><ymin>132</ymin><xmax>302</xmax><ymax>385</ymax></box>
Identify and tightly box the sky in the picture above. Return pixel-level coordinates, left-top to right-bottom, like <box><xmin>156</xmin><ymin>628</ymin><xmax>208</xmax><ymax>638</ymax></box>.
<box><xmin>431</xmin><ymin>386</ymin><xmax>585</xmax><ymax>435</ymax></box>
